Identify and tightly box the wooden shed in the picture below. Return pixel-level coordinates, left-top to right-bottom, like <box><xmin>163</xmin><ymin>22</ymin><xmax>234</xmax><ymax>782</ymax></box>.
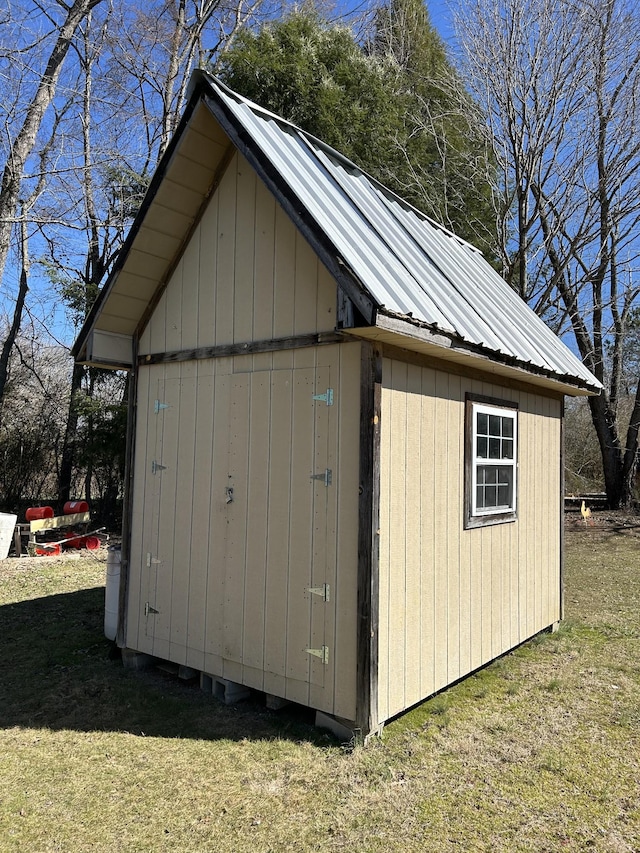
<box><xmin>73</xmin><ymin>72</ymin><xmax>601</xmax><ymax>739</ymax></box>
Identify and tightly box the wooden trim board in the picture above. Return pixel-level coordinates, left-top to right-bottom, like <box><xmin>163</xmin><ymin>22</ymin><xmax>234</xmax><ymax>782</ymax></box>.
<box><xmin>139</xmin><ymin>332</ymin><xmax>345</xmax><ymax>365</ymax></box>
<box><xmin>356</xmin><ymin>342</ymin><xmax>383</xmax><ymax>736</ymax></box>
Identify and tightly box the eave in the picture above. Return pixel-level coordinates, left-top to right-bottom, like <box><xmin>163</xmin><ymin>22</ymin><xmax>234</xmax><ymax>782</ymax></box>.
<box><xmin>349</xmin><ymin>312</ymin><xmax>599</xmax><ymax>397</ymax></box>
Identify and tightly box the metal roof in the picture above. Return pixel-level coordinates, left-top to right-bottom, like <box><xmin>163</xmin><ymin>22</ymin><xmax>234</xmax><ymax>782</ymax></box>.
<box><xmin>74</xmin><ymin>71</ymin><xmax>601</xmax><ymax>395</ymax></box>
<box><xmin>206</xmin><ymin>74</ymin><xmax>600</xmax><ymax>394</ymax></box>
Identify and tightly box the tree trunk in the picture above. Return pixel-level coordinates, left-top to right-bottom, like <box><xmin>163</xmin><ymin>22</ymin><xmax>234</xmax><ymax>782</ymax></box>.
<box><xmin>620</xmin><ymin>379</ymin><xmax>640</xmax><ymax>507</ymax></box>
<box><xmin>57</xmin><ymin>363</ymin><xmax>84</xmax><ymax>504</ymax></box>
<box><xmin>0</xmin><ymin>220</ymin><xmax>30</xmax><ymax>426</ymax></box>
<box><xmin>0</xmin><ymin>0</ymin><xmax>104</xmax><ymax>290</ymax></box>
<box><xmin>588</xmin><ymin>392</ymin><xmax>626</xmax><ymax>508</ymax></box>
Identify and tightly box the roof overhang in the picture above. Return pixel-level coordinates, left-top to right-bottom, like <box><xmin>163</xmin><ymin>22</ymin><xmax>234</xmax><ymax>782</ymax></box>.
<box><xmin>350</xmin><ymin>313</ymin><xmax>599</xmax><ymax>397</ymax></box>
<box><xmin>72</xmin><ymin>86</ymin><xmax>235</xmax><ymax>366</ymax></box>
<box><xmin>73</xmin><ymin>71</ymin><xmax>601</xmax><ymax>400</ymax></box>
<box><xmin>73</xmin><ymin>74</ymin><xmax>375</xmax><ymax>368</ymax></box>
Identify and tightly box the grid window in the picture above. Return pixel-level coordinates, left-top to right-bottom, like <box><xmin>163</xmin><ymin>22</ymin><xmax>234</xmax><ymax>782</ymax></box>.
<box><xmin>467</xmin><ymin>400</ymin><xmax>518</xmax><ymax>524</ymax></box>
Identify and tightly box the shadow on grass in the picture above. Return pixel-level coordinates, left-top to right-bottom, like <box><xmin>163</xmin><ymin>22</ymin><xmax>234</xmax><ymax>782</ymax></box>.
<box><xmin>0</xmin><ymin>587</ymin><xmax>331</xmax><ymax>746</ymax></box>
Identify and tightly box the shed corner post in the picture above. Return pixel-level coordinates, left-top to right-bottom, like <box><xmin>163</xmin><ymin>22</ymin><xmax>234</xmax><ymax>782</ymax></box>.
<box><xmin>116</xmin><ymin>337</ymin><xmax>139</xmax><ymax>649</ymax></box>
<box><xmin>559</xmin><ymin>395</ymin><xmax>566</xmax><ymax>622</ymax></box>
<box><xmin>356</xmin><ymin>341</ymin><xmax>383</xmax><ymax>737</ymax></box>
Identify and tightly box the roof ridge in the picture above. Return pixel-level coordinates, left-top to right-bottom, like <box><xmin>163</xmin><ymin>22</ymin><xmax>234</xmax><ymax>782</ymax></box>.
<box><xmin>194</xmin><ymin>69</ymin><xmax>478</xmax><ymax>251</ymax></box>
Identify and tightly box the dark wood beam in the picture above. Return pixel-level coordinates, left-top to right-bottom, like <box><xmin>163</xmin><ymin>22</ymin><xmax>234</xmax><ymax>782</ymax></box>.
<box><xmin>138</xmin><ymin>331</ymin><xmax>345</xmax><ymax>366</ymax></box>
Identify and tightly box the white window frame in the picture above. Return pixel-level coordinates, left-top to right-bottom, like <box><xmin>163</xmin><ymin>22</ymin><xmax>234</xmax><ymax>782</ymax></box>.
<box><xmin>465</xmin><ymin>396</ymin><xmax>518</xmax><ymax>528</ymax></box>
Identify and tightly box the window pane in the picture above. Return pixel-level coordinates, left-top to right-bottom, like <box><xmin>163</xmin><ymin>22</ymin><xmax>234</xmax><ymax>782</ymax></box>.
<box><xmin>498</xmin><ymin>484</ymin><xmax>510</xmax><ymax>506</ymax></box>
<box><xmin>470</xmin><ymin>403</ymin><xmax>517</xmax><ymax>521</ymax></box>
<box><xmin>477</xmin><ymin>466</ymin><xmax>493</xmax><ymax>485</ymax></box>
<box><xmin>484</xmin><ymin>485</ymin><xmax>498</xmax><ymax>507</ymax></box>
<box><xmin>489</xmin><ymin>437</ymin><xmax>501</xmax><ymax>458</ymax></box>
<box><xmin>476</xmin><ymin>465</ymin><xmax>514</xmax><ymax>511</ymax></box>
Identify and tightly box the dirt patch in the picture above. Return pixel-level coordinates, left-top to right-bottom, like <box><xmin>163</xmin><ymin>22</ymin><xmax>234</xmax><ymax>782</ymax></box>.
<box><xmin>0</xmin><ymin>546</ymin><xmax>111</xmax><ymax>573</ymax></box>
<box><xmin>565</xmin><ymin>507</ymin><xmax>640</xmax><ymax>537</ymax></box>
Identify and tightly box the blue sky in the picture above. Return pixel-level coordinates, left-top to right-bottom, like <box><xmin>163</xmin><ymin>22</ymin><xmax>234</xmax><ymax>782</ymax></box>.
<box><xmin>11</xmin><ymin>0</ymin><xmax>461</xmax><ymax>352</ymax></box>
<box><xmin>426</xmin><ymin>0</ymin><xmax>455</xmax><ymax>44</ymax></box>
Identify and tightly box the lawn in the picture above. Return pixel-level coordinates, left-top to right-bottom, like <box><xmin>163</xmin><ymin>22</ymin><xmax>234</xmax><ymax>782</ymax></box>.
<box><xmin>0</xmin><ymin>521</ymin><xmax>638</xmax><ymax>852</ymax></box>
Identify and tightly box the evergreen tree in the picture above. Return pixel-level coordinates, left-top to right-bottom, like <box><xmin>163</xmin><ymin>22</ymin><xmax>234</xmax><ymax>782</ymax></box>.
<box><xmin>371</xmin><ymin>0</ymin><xmax>496</xmax><ymax>255</ymax></box>
<box><xmin>217</xmin><ymin>11</ymin><xmax>404</xmax><ymax>182</ymax></box>
<box><xmin>373</xmin><ymin>0</ymin><xmax>447</xmax><ymax>80</ymax></box>
<box><xmin>218</xmin><ymin>7</ymin><xmax>497</xmax><ymax>257</ymax></box>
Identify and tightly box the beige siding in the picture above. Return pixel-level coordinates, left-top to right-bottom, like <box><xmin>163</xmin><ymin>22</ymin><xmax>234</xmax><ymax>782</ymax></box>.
<box><xmin>139</xmin><ymin>152</ymin><xmax>336</xmax><ymax>355</ymax></box>
<box><xmin>377</xmin><ymin>357</ymin><xmax>562</xmax><ymax>724</ymax></box>
<box><xmin>131</xmin><ymin>145</ymin><xmax>359</xmax><ymax>722</ymax></box>
<box><xmin>127</xmin><ymin>342</ymin><xmax>361</xmax><ymax>721</ymax></box>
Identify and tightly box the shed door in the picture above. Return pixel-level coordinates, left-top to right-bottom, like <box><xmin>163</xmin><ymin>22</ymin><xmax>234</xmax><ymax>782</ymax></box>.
<box><xmin>224</xmin><ymin>366</ymin><xmax>335</xmax><ymax>690</ymax></box>
<box><xmin>142</xmin><ymin>375</ymin><xmax>201</xmax><ymax>654</ymax></box>
<box><xmin>139</xmin><ymin>364</ymin><xmax>336</xmax><ymax>695</ymax></box>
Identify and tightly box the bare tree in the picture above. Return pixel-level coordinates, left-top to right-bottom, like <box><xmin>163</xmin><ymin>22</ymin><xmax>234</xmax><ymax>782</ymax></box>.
<box><xmin>0</xmin><ymin>102</ymin><xmax>67</xmax><ymax>429</ymax></box>
<box><xmin>368</xmin><ymin>0</ymin><xmax>498</xmax><ymax>257</ymax></box>
<box><xmin>0</xmin><ymin>0</ymin><xmax>104</xmax><ymax>289</ymax></box>
<box><xmin>105</xmin><ymin>0</ymin><xmax>267</xmax><ymax>161</ymax></box>
<box><xmin>0</xmin><ymin>327</ymin><xmax>71</xmax><ymax>509</ymax></box>
<box><xmin>45</xmin><ymin>0</ymin><xmax>267</xmax><ymax>504</ymax></box>
<box><xmin>0</xmin><ymin>0</ymin><xmax>104</xmax><ymax>420</ymax></box>
<box><xmin>455</xmin><ymin>0</ymin><xmax>640</xmax><ymax>507</ymax></box>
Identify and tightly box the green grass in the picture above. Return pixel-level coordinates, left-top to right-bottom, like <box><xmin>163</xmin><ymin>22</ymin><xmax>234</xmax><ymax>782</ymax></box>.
<box><xmin>0</xmin><ymin>527</ymin><xmax>639</xmax><ymax>852</ymax></box>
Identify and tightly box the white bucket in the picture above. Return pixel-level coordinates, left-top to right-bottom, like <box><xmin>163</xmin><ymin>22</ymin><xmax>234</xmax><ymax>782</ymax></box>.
<box><xmin>0</xmin><ymin>512</ymin><xmax>17</xmax><ymax>560</ymax></box>
<box><xmin>104</xmin><ymin>546</ymin><xmax>121</xmax><ymax>641</ymax></box>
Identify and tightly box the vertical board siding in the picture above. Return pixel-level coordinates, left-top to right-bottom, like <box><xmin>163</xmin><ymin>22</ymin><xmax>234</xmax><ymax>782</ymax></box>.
<box><xmin>204</xmin><ymin>365</ymin><xmax>232</xmax><ymax>676</ymax></box>
<box><xmin>262</xmin><ymin>362</ymin><xmax>293</xmax><ymax>688</ymax></box>
<box><xmin>377</xmin><ymin>369</ymin><xmax>391</xmax><ymax>723</ymax></box>
<box><xmin>128</xmin><ymin>343</ymin><xmax>360</xmax><ymax>721</ymax></box>
<box><xmin>388</xmin><ymin>362</ymin><xmax>407</xmax><ymax>715</ymax></box>
<box><xmin>132</xmin><ymin>143</ymin><xmax>357</xmax><ymax>720</ymax></box>
<box><xmin>252</xmin><ymin>179</ymin><xmax>276</xmax><ymax>342</ymax></box>
<box><xmin>233</xmin><ymin>160</ymin><xmax>257</xmax><ymax>344</ymax></box>
<box><xmin>433</xmin><ymin>371</ymin><xmax>450</xmax><ymax>693</ymax></box>
<box><xmin>240</xmin><ymin>371</ymin><xmax>271</xmax><ymax>679</ymax></box>
<box><xmin>331</xmin><ymin>342</ymin><xmax>360</xmax><ymax>719</ymax></box>
<box><xmin>224</xmin><ymin>374</ymin><xmax>251</xmax><ymax>665</ymax></box>
<box><xmin>378</xmin><ymin>358</ymin><xmax>562</xmax><ymax>723</ymax></box>
<box><xmin>126</xmin><ymin>366</ymin><xmax>151</xmax><ymax>652</ymax></box>
<box><xmin>197</xmin><ymin>194</ymin><xmax>218</xmax><ymax>347</ymax></box>
<box><xmin>419</xmin><ymin>367</ymin><xmax>437</xmax><ymax>700</ymax></box>
<box><xmin>186</xmin><ymin>368</ymin><xmax>214</xmax><ymax>671</ymax></box>
<box><xmin>404</xmin><ymin>364</ymin><xmax>423</xmax><ymax>708</ymax></box>
<box><xmin>139</xmin><ymin>152</ymin><xmax>336</xmax><ymax>356</ymax></box>
<box><xmin>214</xmin><ymin>158</ymin><xmax>236</xmax><ymax>346</ymax></box>
<box><xmin>446</xmin><ymin>373</ymin><xmax>462</xmax><ymax>685</ymax></box>
<box><xmin>307</xmin><ymin>366</ymin><xmax>333</xmax><ymax>705</ymax></box>
<box><xmin>170</xmin><ymin>361</ymin><xmax>197</xmax><ymax>662</ymax></box>
<box><xmin>272</xmin><ymin>206</ymin><xmax>296</xmax><ymax>340</ymax></box>
<box><xmin>284</xmin><ymin>367</ymin><xmax>316</xmax><ymax>700</ymax></box>
<box><xmin>152</xmin><ymin>364</ymin><xmax>182</xmax><ymax>662</ymax></box>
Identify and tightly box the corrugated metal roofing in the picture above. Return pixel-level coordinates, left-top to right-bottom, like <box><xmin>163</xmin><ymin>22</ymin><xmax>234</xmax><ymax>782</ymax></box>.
<box><xmin>74</xmin><ymin>71</ymin><xmax>601</xmax><ymax>394</ymax></box>
<box><xmin>208</xmin><ymin>75</ymin><xmax>601</xmax><ymax>394</ymax></box>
